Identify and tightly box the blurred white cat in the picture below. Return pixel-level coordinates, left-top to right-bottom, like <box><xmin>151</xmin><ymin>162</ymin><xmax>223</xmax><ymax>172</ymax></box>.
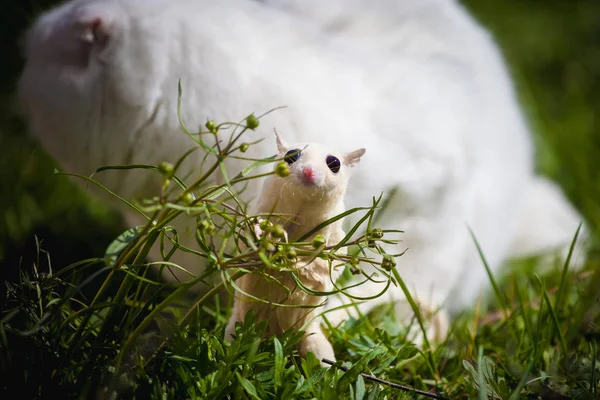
<box><xmin>18</xmin><ymin>0</ymin><xmax>586</xmax><ymax>340</ymax></box>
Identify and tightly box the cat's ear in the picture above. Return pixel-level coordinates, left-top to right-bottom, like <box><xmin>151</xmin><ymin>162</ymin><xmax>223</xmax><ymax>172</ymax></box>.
<box><xmin>275</xmin><ymin>131</ymin><xmax>289</xmax><ymax>153</ymax></box>
<box><xmin>72</xmin><ymin>4</ymin><xmax>120</xmax><ymax>49</ymax></box>
<box><xmin>344</xmin><ymin>148</ymin><xmax>366</xmax><ymax>167</ymax></box>
<box><xmin>74</xmin><ymin>16</ymin><xmax>109</xmax><ymax>48</ymax></box>
<box><xmin>76</xmin><ymin>17</ymin><xmax>109</xmax><ymax>47</ymax></box>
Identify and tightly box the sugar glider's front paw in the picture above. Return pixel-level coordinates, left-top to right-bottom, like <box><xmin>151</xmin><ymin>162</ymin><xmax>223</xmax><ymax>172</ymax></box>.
<box><xmin>252</xmin><ymin>219</ymin><xmax>265</xmax><ymax>240</ymax></box>
<box><xmin>299</xmin><ymin>324</ymin><xmax>336</xmax><ymax>367</ymax></box>
<box><xmin>252</xmin><ymin>218</ymin><xmax>289</xmax><ymax>243</ymax></box>
<box><xmin>224</xmin><ymin>317</ymin><xmax>237</xmax><ymax>342</ymax></box>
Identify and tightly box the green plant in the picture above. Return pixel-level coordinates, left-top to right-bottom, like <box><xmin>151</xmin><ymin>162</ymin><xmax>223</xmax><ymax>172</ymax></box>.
<box><xmin>2</xmin><ymin>83</ymin><xmax>600</xmax><ymax>399</ymax></box>
<box><xmin>1</xmin><ymin>85</ymin><xmax>419</xmax><ymax>399</ymax></box>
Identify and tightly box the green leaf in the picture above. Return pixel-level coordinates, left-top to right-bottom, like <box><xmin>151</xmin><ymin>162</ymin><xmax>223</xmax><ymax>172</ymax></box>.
<box><xmin>234</xmin><ymin>155</ymin><xmax>277</xmax><ymax>180</ymax></box>
<box><xmin>338</xmin><ymin>346</ymin><xmax>386</xmax><ymax>389</ymax></box>
<box><xmin>463</xmin><ymin>351</ymin><xmax>502</xmax><ymax>400</ymax></box>
<box><xmin>103</xmin><ymin>226</ymin><xmax>144</xmax><ymax>267</ymax></box>
<box><xmin>508</xmin><ymin>361</ymin><xmax>533</xmax><ymax>400</ymax></box>
<box><xmin>355</xmin><ymin>374</ymin><xmax>366</xmax><ymax>400</ymax></box>
<box><xmin>274</xmin><ymin>337</ymin><xmax>284</xmax><ymax>388</ymax></box>
<box><xmin>236</xmin><ymin>372</ymin><xmax>262</xmax><ymax>400</ymax></box>
<box><xmin>297</xmin><ymin>205</ymin><xmax>376</xmax><ymax>243</ymax></box>
<box><xmin>468</xmin><ymin>227</ymin><xmax>510</xmax><ymax>322</ymax></box>
<box><xmin>536</xmin><ymin>274</ymin><xmax>568</xmax><ymax>356</ymax></box>
<box><xmin>555</xmin><ymin>222</ymin><xmax>582</xmax><ymax>313</ymax></box>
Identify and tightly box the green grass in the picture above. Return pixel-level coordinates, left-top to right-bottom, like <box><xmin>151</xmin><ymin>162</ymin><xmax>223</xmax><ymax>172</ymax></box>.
<box><xmin>1</xmin><ymin>0</ymin><xmax>600</xmax><ymax>399</ymax></box>
<box><xmin>1</xmin><ymin>111</ymin><xmax>598</xmax><ymax>399</ymax></box>
<box><xmin>1</xmin><ymin>205</ymin><xmax>598</xmax><ymax>399</ymax></box>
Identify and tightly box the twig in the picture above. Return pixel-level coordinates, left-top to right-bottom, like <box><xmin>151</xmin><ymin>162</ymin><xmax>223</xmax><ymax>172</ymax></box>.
<box><xmin>321</xmin><ymin>358</ymin><xmax>450</xmax><ymax>400</ymax></box>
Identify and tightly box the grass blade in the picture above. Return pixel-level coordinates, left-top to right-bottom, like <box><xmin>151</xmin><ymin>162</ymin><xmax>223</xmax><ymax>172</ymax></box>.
<box><xmin>468</xmin><ymin>227</ymin><xmax>509</xmax><ymax>321</ymax></box>
<box><xmin>536</xmin><ymin>274</ymin><xmax>568</xmax><ymax>356</ymax></box>
<box><xmin>555</xmin><ymin>222</ymin><xmax>582</xmax><ymax>314</ymax></box>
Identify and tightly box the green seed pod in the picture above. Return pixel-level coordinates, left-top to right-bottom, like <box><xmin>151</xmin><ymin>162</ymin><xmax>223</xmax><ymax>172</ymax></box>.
<box><xmin>158</xmin><ymin>161</ymin><xmax>174</xmax><ymax>178</ymax></box>
<box><xmin>183</xmin><ymin>192</ymin><xmax>195</xmax><ymax>204</ymax></box>
<box><xmin>381</xmin><ymin>256</ymin><xmax>396</xmax><ymax>271</ymax></box>
<box><xmin>275</xmin><ymin>161</ymin><xmax>291</xmax><ymax>177</ymax></box>
<box><xmin>367</xmin><ymin>239</ymin><xmax>377</xmax><ymax>248</ymax></box>
<box><xmin>258</xmin><ymin>219</ymin><xmax>272</xmax><ymax>232</ymax></box>
<box><xmin>312</xmin><ymin>234</ymin><xmax>326</xmax><ymax>249</ymax></box>
<box><xmin>38</xmin><ymin>272</ymin><xmax>50</xmax><ymax>281</ymax></box>
<box><xmin>263</xmin><ymin>241</ymin><xmax>276</xmax><ymax>253</ymax></box>
<box><xmin>205</xmin><ymin>120</ymin><xmax>218</xmax><ymax>133</ymax></box>
<box><xmin>286</xmin><ymin>249</ymin><xmax>297</xmax><ymax>260</ymax></box>
<box><xmin>198</xmin><ymin>219</ymin><xmax>215</xmax><ymax>236</ymax></box>
<box><xmin>239</xmin><ymin>143</ymin><xmax>250</xmax><ymax>153</ymax></box>
<box><xmin>271</xmin><ymin>224</ymin><xmax>286</xmax><ymax>239</ymax></box>
<box><xmin>370</xmin><ymin>228</ymin><xmax>384</xmax><ymax>239</ymax></box>
<box><xmin>246</xmin><ymin>114</ymin><xmax>259</xmax><ymax>130</ymax></box>
<box><xmin>198</xmin><ymin>220</ymin><xmax>210</xmax><ymax>231</ymax></box>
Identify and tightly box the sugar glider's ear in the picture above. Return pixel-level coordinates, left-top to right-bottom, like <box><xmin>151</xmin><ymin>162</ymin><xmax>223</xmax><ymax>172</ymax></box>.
<box><xmin>344</xmin><ymin>148</ymin><xmax>366</xmax><ymax>167</ymax></box>
<box><xmin>275</xmin><ymin>131</ymin><xmax>289</xmax><ymax>153</ymax></box>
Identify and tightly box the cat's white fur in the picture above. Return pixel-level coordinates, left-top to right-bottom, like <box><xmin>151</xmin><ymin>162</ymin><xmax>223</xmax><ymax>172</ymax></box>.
<box><xmin>225</xmin><ymin>135</ymin><xmax>365</xmax><ymax>363</ymax></box>
<box><xmin>18</xmin><ymin>0</ymin><xmax>586</xmax><ymax>339</ymax></box>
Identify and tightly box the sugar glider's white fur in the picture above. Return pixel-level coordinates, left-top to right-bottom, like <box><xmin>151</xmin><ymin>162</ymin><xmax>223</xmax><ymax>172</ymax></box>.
<box><xmin>18</xmin><ymin>0</ymin><xmax>587</xmax><ymax>338</ymax></box>
<box><xmin>225</xmin><ymin>135</ymin><xmax>365</xmax><ymax>363</ymax></box>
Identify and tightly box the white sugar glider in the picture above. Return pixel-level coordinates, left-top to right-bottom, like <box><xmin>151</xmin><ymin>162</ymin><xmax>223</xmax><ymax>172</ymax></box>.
<box><xmin>225</xmin><ymin>134</ymin><xmax>365</xmax><ymax>363</ymax></box>
<box><xmin>18</xmin><ymin>0</ymin><xmax>587</xmax><ymax>341</ymax></box>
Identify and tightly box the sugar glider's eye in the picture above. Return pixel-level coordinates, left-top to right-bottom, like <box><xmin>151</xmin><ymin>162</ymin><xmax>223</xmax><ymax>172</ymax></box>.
<box><xmin>326</xmin><ymin>155</ymin><xmax>341</xmax><ymax>173</ymax></box>
<box><xmin>284</xmin><ymin>149</ymin><xmax>301</xmax><ymax>164</ymax></box>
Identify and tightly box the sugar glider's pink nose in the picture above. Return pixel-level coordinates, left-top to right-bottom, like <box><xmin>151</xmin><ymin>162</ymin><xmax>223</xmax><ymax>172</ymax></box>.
<box><xmin>302</xmin><ymin>166</ymin><xmax>316</xmax><ymax>184</ymax></box>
